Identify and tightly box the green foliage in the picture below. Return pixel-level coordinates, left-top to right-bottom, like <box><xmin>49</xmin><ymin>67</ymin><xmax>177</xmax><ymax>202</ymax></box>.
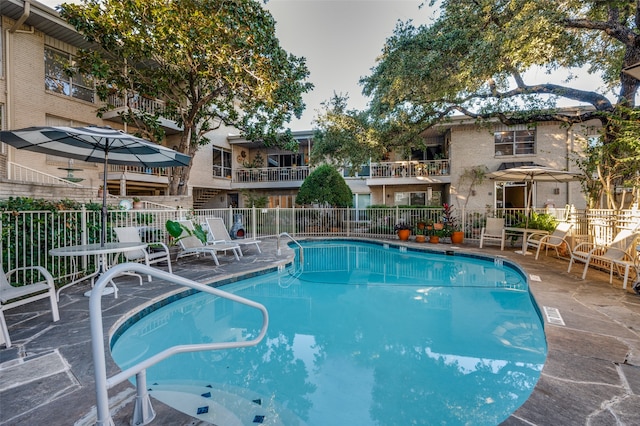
<box><xmin>312</xmin><ymin>94</ymin><xmax>388</xmax><ymax>171</ymax></box>
<box><xmin>513</xmin><ymin>212</ymin><xmax>558</xmax><ymax>232</ymax></box>
<box><xmin>296</xmin><ymin>164</ymin><xmax>353</xmax><ymax>207</ymax></box>
<box><xmin>241</xmin><ymin>190</ymin><xmax>268</xmax><ymax>208</ymax></box>
<box><xmin>574</xmin><ymin>106</ymin><xmax>640</xmax><ymax>208</ymax></box>
<box><xmin>60</xmin><ymin>0</ymin><xmax>312</xmax><ymax>194</ymax></box>
<box><xmin>165</xmin><ymin>220</ymin><xmax>207</xmax><ymax>245</ymax></box>
<box><xmin>316</xmin><ymin>1</ymin><xmax>638</xmax><ymax>170</ymax></box>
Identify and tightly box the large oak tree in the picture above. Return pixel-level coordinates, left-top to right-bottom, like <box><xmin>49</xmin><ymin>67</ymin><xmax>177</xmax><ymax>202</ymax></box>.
<box><xmin>60</xmin><ymin>0</ymin><xmax>312</xmax><ymax>194</ymax></box>
<box><xmin>314</xmin><ymin>0</ymin><xmax>640</xmax><ymax>207</ymax></box>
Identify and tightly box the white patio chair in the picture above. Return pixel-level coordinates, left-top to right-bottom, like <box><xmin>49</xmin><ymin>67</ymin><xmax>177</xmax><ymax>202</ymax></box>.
<box><xmin>205</xmin><ymin>217</ymin><xmax>262</xmax><ymax>256</ymax></box>
<box><xmin>113</xmin><ymin>227</ymin><xmax>172</xmax><ymax>282</ymax></box>
<box><xmin>568</xmin><ymin>228</ymin><xmax>639</xmax><ymax>289</ymax></box>
<box><xmin>176</xmin><ymin>220</ymin><xmax>241</xmax><ymax>265</ymax></box>
<box><xmin>527</xmin><ymin>222</ymin><xmax>573</xmax><ymax>260</ymax></box>
<box><xmin>1</xmin><ymin>265</ymin><xmax>60</xmax><ymax>348</ymax></box>
<box><xmin>479</xmin><ymin>218</ymin><xmax>505</xmax><ymax>250</ymax></box>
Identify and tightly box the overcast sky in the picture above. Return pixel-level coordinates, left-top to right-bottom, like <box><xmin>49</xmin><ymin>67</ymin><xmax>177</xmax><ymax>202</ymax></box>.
<box><xmin>39</xmin><ymin>0</ymin><xmax>610</xmax><ymax>131</ymax></box>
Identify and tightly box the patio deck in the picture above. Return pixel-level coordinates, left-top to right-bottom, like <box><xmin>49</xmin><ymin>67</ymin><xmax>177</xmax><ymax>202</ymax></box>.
<box><xmin>1</xmin><ymin>238</ymin><xmax>639</xmax><ymax>425</ymax></box>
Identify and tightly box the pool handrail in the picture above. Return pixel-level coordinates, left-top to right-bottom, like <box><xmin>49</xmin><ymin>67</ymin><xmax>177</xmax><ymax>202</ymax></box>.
<box><xmin>277</xmin><ymin>232</ymin><xmax>304</xmax><ymax>263</ymax></box>
<box><xmin>89</xmin><ymin>262</ymin><xmax>269</xmax><ymax>426</ymax></box>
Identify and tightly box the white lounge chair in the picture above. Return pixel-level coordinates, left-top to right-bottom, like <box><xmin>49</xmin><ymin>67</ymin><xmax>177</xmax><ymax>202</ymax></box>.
<box><xmin>568</xmin><ymin>228</ymin><xmax>639</xmax><ymax>289</ymax></box>
<box><xmin>177</xmin><ymin>220</ymin><xmax>241</xmax><ymax>265</ymax></box>
<box><xmin>1</xmin><ymin>265</ymin><xmax>60</xmax><ymax>348</ymax></box>
<box><xmin>527</xmin><ymin>222</ymin><xmax>573</xmax><ymax>260</ymax></box>
<box><xmin>479</xmin><ymin>218</ymin><xmax>505</xmax><ymax>250</ymax></box>
<box><xmin>113</xmin><ymin>227</ymin><xmax>172</xmax><ymax>281</ymax></box>
<box><xmin>205</xmin><ymin>217</ymin><xmax>262</xmax><ymax>256</ymax></box>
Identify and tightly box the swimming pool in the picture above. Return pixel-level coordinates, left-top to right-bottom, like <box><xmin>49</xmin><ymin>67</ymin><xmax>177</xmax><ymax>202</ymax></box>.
<box><xmin>111</xmin><ymin>240</ymin><xmax>547</xmax><ymax>425</ymax></box>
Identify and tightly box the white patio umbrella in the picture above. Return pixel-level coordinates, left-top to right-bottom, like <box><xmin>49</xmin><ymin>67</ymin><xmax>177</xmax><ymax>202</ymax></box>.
<box><xmin>487</xmin><ymin>165</ymin><xmax>583</xmax><ymax>252</ymax></box>
<box><xmin>0</xmin><ymin>126</ymin><xmax>191</xmax><ymax>246</ymax></box>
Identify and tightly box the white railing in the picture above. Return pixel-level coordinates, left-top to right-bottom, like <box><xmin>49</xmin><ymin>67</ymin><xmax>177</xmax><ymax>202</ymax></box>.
<box><xmin>8</xmin><ymin>162</ymin><xmax>83</xmax><ymax>187</ymax></box>
<box><xmin>109</xmin><ymin>164</ymin><xmax>170</xmax><ymax>177</ymax></box>
<box><xmin>370</xmin><ymin>160</ymin><xmax>450</xmax><ymax>178</ymax></box>
<box><xmin>107</xmin><ymin>93</ymin><xmax>168</xmax><ymax>117</ymax></box>
<box><xmin>2</xmin><ymin>206</ymin><xmax>639</xmax><ymax>280</ymax></box>
<box><xmin>89</xmin><ymin>263</ymin><xmax>269</xmax><ymax>425</ymax></box>
<box><xmin>234</xmin><ymin>166</ymin><xmax>310</xmax><ymax>183</ymax></box>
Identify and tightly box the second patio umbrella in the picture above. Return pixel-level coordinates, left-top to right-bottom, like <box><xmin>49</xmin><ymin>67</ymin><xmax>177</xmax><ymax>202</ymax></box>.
<box><xmin>487</xmin><ymin>165</ymin><xmax>583</xmax><ymax>252</ymax></box>
<box><xmin>0</xmin><ymin>126</ymin><xmax>191</xmax><ymax>246</ymax></box>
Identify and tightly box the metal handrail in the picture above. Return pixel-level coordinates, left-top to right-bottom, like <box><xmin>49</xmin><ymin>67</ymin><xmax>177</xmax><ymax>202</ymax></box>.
<box><xmin>8</xmin><ymin>162</ymin><xmax>83</xmax><ymax>187</ymax></box>
<box><xmin>89</xmin><ymin>263</ymin><xmax>269</xmax><ymax>426</ymax></box>
<box><xmin>277</xmin><ymin>232</ymin><xmax>304</xmax><ymax>263</ymax></box>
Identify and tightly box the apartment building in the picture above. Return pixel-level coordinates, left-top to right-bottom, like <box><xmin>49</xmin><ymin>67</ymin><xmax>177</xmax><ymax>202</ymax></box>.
<box><xmin>1</xmin><ymin>0</ymin><xmax>591</xmax><ymax>211</ymax></box>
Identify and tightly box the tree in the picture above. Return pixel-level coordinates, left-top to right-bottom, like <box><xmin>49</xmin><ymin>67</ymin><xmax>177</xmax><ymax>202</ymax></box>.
<box><xmin>296</xmin><ymin>164</ymin><xmax>353</xmax><ymax>207</ymax></box>
<box><xmin>60</xmin><ymin>0</ymin><xmax>312</xmax><ymax>195</ymax></box>
<box><xmin>314</xmin><ymin>0</ymin><xmax>640</xmax><ymax>207</ymax></box>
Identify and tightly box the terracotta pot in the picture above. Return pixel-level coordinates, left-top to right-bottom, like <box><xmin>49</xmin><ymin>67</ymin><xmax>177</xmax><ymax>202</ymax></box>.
<box><xmin>451</xmin><ymin>231</ymin><xmax>464</xmax><ymax>244</ymax></box>
<box><xmin>397</xmin><ymin>229</ymin><xmax>411</xmax><ymax>241</ymax></box>
<box><xmin>429</xmin><ymin>235</ymin><xmax>440</xmax><ymax>244</ymax></box>
<box><xmin>415</xmin><ymin>234</ymin><xmax>426</xmax><ymax>243</ymax></box>
<box><xmin>434</xmin><ymin>223</ymin><xmax>444</xmax><ymax>230</ymax></box>
<box><xmin>132</xmin><ymin>201</ymin><xmax>143</xmax><ymax>209</ymax></box>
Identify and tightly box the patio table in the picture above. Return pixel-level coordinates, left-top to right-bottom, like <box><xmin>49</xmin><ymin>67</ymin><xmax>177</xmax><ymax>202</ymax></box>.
<box><xmin>50</xmin><ymin>242</ymin><xmax>147</xmax><ymax>299</ymax></box>
<box><xmin>504</xmin><ymin>227</ymin><xmax>549</xmax><ymax>256</ymax></box>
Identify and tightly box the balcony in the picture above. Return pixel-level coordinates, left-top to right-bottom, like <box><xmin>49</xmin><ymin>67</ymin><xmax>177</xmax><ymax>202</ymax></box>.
<box><xmin>367</xmin><ymin>160</ymin><xmax>451</xmax><ymax>185</ymax></box>
<box><xmin>102</xmin><ymin>94</ymin><xmax>183</xmax><ymax>134</ymax></box>
<box><xmin>233</xmin><ymin>166</ymin><xmax>310</xmax><ymax>189</ymax></box>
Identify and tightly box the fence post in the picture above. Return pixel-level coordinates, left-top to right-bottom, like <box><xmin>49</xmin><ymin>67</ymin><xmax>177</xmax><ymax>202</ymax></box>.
<box><xmin>292</xmin><ymin>204</ymin><xmax>296</xmax><ymax>236</ymax></box>
<box><xmin>81</xmin><ymin>204</ymin><xmax>88</xmax><ymax>270</ymax></box>
<box><xmin>276</xmin><ymin>206</ymin><xmax>280</xmax><ymax>237</ymax></box>
<box><xmin>251</xmin><ymin>206</ymin><xmax>257</xmax><ymax>239</ymax></box>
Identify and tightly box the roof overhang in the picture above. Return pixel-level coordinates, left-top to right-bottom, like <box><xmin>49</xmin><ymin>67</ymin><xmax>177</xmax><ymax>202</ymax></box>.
<box><xmin>3</xmin><ymin>0</ymin><xmax>95</xmax><ymax>49</ymax></box>
<box><xmin>622</xmin><ymin>62</ymin><xmax>640</xmax><ymax>80</ymax></box>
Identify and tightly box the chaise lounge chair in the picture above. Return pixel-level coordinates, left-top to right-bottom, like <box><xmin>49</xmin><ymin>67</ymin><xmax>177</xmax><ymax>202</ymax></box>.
<box><xmin>527</xmin><ymin>222</ymin><xmax>573</xmax><ymax>260</ymax></box>
<box><xmin>568</xmin><ymin>227</ymin><xmax>639</xmax><ymax>289</ymax></box>
<box><xmin>1</xmin><ymin>265</ymin><xmax>60</xmax><ymax>348</ymax></box>
<box><xmin>176</xmin><ymin>220</ymin><xmax>241</xmax><ymax>265</ymax></box>
<box><xmin>205</xmin><ymin>217</ymin><xmax>262</xmax><ymax>256</ymax></box>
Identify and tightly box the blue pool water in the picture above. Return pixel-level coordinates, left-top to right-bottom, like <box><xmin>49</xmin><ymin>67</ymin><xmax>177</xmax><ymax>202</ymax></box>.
<box><xmin>111</xmin><ymin>240</ymin><xmax>547</xmax><ymax>425</ymax></box>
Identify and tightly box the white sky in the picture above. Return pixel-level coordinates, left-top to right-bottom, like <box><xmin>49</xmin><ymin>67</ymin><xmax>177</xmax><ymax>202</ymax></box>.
<box><xmin>39</xmin><ymin>0</ymin><xmax>612</xmax><ymax>131</ymax></box>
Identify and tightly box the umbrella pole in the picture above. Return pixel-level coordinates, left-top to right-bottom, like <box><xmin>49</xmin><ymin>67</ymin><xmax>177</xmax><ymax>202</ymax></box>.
<box><xmin>101</xmin><ymin>159</ymin><xmax>108</xmax><ymax>248</ymax></box>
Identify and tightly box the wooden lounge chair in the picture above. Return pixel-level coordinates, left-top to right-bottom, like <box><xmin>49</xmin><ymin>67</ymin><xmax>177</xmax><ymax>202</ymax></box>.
<box><xmin>205</xmin><ymin>217</ymin><xmax>262</xmax><ymax>256</ymax></box>
<box><xmin>568</xmin><ymin>228</ymin><xmax>639</xmax><ymax>289</ymax></box>
<box><xmin>113</xmin><ymin>227</ymin><xmax>172</xmax><ymax>281</ymax></box>
<box><xmin>479</xmin><ymin>218</ymin><xmax>505</xmax><ymax>250</ymax></box>
<box><xmin>1</xmin><ymin>265</ymin><xmax>60</xmax><ymax>348</ymax></box>
<box><xmin>176</xmin><ymin>220</ymin><xmax>241</xmax><ymax>265</ymax></box>
<box><xmin>527</xmin><ymin>222</ymin><xmax>573</xmax><ymax>260</ymax></box>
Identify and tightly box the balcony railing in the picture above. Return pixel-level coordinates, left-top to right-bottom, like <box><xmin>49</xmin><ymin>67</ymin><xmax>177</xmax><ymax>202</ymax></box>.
<box><xmin>370</xmin><ymin>160</ymin><xmax>450</xmax><ymax>178</ymax></box>
<box><xmin>234</xmin><ymin>166</ymin><xmax>310</xmax><ymax>183</ymax></box>
<box><xmin>107</xmin><ymin>93</ymin><xmax>168</xmax><ymax>116</ymax></box>
<box><xmin>109</xmin><ymin>164</ymin><xmax>169</xmax><ymax>177</ymax></box>
<box><xmin>8</xmin><ymin>162</ymin><xmax>83</xmax><ymax>187</ymax></box>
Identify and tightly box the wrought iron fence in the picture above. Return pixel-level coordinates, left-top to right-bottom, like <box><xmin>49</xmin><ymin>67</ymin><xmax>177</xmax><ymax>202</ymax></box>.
<box><xmin>1</xmin><ymin>206</ymin><xmax>638</xmax><ymax>288</ymax></box>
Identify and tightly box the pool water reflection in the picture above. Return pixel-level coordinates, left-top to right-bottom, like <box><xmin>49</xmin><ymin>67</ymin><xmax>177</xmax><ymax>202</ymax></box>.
<box><xmin>112</xmin><ymin>240</ymin><xmax>546</xmax><ymax>425</ymax></box>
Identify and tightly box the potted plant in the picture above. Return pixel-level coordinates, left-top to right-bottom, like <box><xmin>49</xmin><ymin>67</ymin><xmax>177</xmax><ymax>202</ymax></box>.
<box><xmin>442</xmin><ymin>203</ymin><xmax>464</xmax><ymax>244</ymax></box>
<box><xmin>132</xmin><ymin>197</ymin><xmax>143</xmax><ymax>209</ymax></box>
<box><xmin>394</xmin><ymin>222</ymin><xmax>412</xmax><ymax>241</ymax></box>
<box><xmin>414</xmin><ymin>228</ymin><xmax>426</xmax><ymax>243</ymax></box>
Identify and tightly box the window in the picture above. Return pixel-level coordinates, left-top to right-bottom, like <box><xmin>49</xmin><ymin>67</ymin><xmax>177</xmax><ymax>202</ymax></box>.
<box><xmin>394</xmin><ymin>192</ymin><xmax>427</xmax><ymax>206</ymax></box>
<box><xmin>267</xmin><ymin>152</ymin><xmax>304</xmax><ymax>167</ymax></box>
<box><xmin>212</xmin><ymin>147</ymin><xmax>232</xmax><ymax>178</ymax></box>
<box><xmin>44</xmin><ymin>47</ymin><xmax>95</xmax><ymax>102</ymax></box>
<box><xmin>494</xmin><ymin>129</ymin><xmax>535</xmax><ymax>156</ymax></box>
